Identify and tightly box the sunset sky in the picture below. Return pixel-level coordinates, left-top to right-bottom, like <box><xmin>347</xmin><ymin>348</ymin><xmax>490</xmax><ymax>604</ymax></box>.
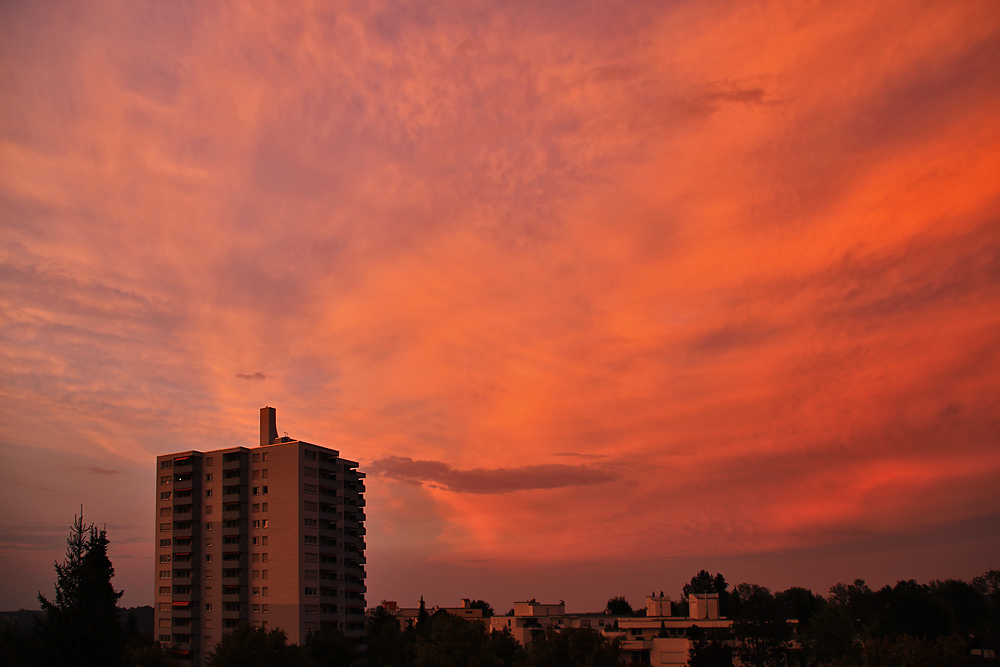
<box><xmin>2</xmin><ymin>1</ymin><xmax>999</xmax><ymax>613</ymax></box>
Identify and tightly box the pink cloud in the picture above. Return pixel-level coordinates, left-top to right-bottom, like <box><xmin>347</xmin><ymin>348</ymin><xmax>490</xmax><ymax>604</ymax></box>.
<box><xmin>1</xmin><ymin>0</ymin><xmax>999</xmax><ymax>610</ymax></box>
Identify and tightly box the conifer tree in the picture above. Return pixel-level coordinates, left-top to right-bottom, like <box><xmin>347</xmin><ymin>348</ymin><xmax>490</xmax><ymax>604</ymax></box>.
<box><xmin>38</xmin><ymin>511</ymin><xmax>124</xmax><ymax>667</ymax></box>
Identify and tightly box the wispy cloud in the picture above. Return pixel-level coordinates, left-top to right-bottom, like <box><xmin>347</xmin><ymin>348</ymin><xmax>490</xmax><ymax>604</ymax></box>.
<box><xmin>78</xmin><ymin>467</ymin><xmax>121</xmax><ymax>476</ymax></box>
<box><xmin>1</xmin><ymin>0</ymin><xmax>999</xmax><ymax>610</ymax></box>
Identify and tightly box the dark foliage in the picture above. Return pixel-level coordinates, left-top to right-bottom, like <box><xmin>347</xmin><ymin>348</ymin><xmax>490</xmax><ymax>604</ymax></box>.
<box><xmin>732</xmin><ymin>618</ymin><xmax>793</xmax><ymax>667</ymax></box>
<box><xmin>206</xmin><ymin>622</ymin><xmax>297</xmax><ymax>667</ymax></box>
<box><xmin>806</xmin><ymin>603</ymin><xmax>861</xmax><ymax>666</ymax></box>
<box><xmin>687</xmin><ymin>638</ymin><xmax>734</xmax><ymax>667</ymax></box>
<box><xmin>861</xmin><ymin>634</ymin><xmax>966</xmax><ymax>667</ymax></box>
<box><xmin>489</xmin><ymin>627</ymin><xmax>525</xmax><ymax>667</ymax></box>
<box><xmin>3</xmin><ymin>514</ymin><xmax>175</xmax><ymax>667</ymax></box>
<box><xmin>468</xmin><ymin>599</ymin><xmax>496</xmax><ymax>618</ymax></box>
<box><xmin>729</xmin><ymin>583</ymin><xmax>776</xmax><ymax>621</ymax></box>
<box><xmin>302</xmin><ymin>625</ymin><xmax>358</xmax><ymax>667</ymax></box>
<box><xmin>875</xmin><ymin>580</ymin><xmax>953</xmax><ymax>640</ymax></box>
<box><xmin>521</xmin><ymin>626</ymin><xmax>620</xmax><ymax>667</ymax></box>
<box><xmin>773</xmin><ymin>587</ymin><xmax>822</xmax><ymax>627</ymax></box>
<box><xmin>412</xmin><ymin>611</ymin><xmax>500</xmax><ymax>667</ymax></box>
<box><xmin>367</xmin><ymin>605</ymin><xmax>406</xmax><ymax>667</ymax></box>
<box><xmin>683</xmin><ymin>570</ymin><xmax>730</xmax><ymax>614</ymax></box>
<box><xmin>605</xmin><ymin>596</ymin><xmax>634</xmax><ymax>616</ymax></box>
<box><xmin>38</xmin><ymin>512</ymin><xmax>125</xmax><ymax>667</ymax></box>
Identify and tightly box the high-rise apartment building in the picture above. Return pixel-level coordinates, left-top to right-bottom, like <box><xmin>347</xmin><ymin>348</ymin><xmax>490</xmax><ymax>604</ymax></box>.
<box><xmin>154</xmin><ymin>407</ymin><xmax>366</xmax><ymax>665</ymax></box>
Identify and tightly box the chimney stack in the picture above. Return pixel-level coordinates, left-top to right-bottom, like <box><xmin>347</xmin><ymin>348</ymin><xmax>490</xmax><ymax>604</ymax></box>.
<box><xmin>260</xmin><ymin>406</ymin><xmax>278</xmax><ymax>447</ymax></box>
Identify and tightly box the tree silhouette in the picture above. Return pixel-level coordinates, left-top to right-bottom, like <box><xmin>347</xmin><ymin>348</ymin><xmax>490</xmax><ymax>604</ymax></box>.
<box><xmin>468</xmin><ymin>599</ymin><xmax>496</xmax><ymax>617</ymax></box>
<box><xmin>38</xmin><ymin>511</ymin><xmax>124</xmax><ymax>667</ymax></box>
<box><xmin>522</xmin><ymin>627</ymin><xmax>620</xmax><ymax>667</ymax></box>
<box><xmin>412</xmin><ymin>611</ymin><xmax>500</xmax><ymax>667</ymax></box>
<box><xmin>206</xmin><ymin>623</ymin><xmax>295</xmax><ymax>667</ymax></box>
<box><xmin>367</xmin><ymin>605</ymin><xmax>406</xmax><ymax>667</ymax></box>
<box><xmin>605</xmin><ymin>596</ymin><xmax>633</xmax><ymax>615</ymax></box>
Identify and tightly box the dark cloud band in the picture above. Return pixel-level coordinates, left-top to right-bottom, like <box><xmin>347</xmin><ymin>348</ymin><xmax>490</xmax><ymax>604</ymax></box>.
<box><xmin>367</xmin><ymin>456</ymin><xmax>618</xmax><ymax>494</ymax></box>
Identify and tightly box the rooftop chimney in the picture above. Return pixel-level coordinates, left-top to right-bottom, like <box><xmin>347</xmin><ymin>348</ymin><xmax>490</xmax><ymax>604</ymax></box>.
<box><xmin>260</xmin><ymin>406</ymin><xmax>278</xmax><ymax>447</ymax></box>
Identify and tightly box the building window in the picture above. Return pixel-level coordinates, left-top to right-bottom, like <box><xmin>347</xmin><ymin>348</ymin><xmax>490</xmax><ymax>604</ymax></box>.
<box><xmin>159</xmin><ymin>571</ymin><xmax>171</xmax><ymax>579</ymax></box>
<box><xmin>160</xmin><ymin>476</ymin><xmax>171</xmax><ymax>485</ymax></box>
<box><xmin>206</xmin><ymin>489</ymin><xmax>213</xmax><ymax>498</ymax></box>
<box><xmin>160</xmin><ymin>492</ymin><xmax>172</xmax><ymax>500</ymax></box>
<box><xmin>252</xmin><ymin>453</ymin><xmax>260</xmax><ymax>463</ymax></box>
<box><xmin>252</xmin><ymin>570</ymin><xmax>260</xmax><ymax>580</ymax></box>
<box><xmin>160</xmin><ymin>507</ymin><xmax>172</xmax><ymax>516</ymax></box>
<box><xmin>262</xmin><ymin>469</ymin><xmax>268</xmax><ymax>478</ymax></box>
<box><xmin>304</xmin><ymin>484</ymin><xmax>317</xmax><ymax>494</ymax></box>
<box><xmin>261</xmin><ymin>486</ymin><xmax>268</xmax><ymax>495</ymax></box>
<box><xmin>161</xmin><ymin>461</ymin><xmax>173</xmax><ymax>469</ymax></box>
<box><xmin>160</xmin><ymin>539</ymin><xmax>171</xmax><ymax>547</ymax></box>
<box><xmin>305</xmin><ymin>501</ymin><xmax>318</xmax><ymax>511</ymax></box>
<box><xmin>262</xmin><ymin>503</ymin><xmax>268</xmax><ymax>512</ymax></box>
<box><xmin>205</xmin><ymin>571</ymin><xmax>213</xmax><ymax>580</ymax></box>
<box><xmin>205</xmin><ymin>538</ymin><xmax>212</xmax><ymax>547</ymax></box>
<box><xmin>304</xmin><ymin>518</ymin><xmax>317</xmax><ymax>527</ymax></box>
<box><xmin>305</xmin><ymin>466</ymin><xmax>317</xmax><ymax>478</ymax></box>
<box><xmin>159</xmin><ymin>587</ymin><xmax>170</xmax><ymax>596</ymax></box>
<box><xmin>252</xmin><ymin>587</ymin><xmax>261</xmax><ymax>596</ymax></box>
<box><xmin>158</xmin><ymin>603</ymin><xmax>170</xmax><ymax>612</ymax></box>
<box><xmin>253</xmin><ymin>470</ymin><xmax>261</xmax><ymax>480</ymax></box>
<box><xmin>205</xmin><ymin>522</ymin><xmax>212</xmax><ymax>531</ymax></box>
<box><xmin>205</xmin><ymin>505</ymin><xmax>213</xmax><ymax>515</ymax></box>
<box><xmin>205</xmin><ymin>620</ymin><xmax>212</xmax><ymax>629</ymax></box>
<box><xmin>160</xmin><ymin>555</ymin><xmax>172</xmax><ymax>563</ymax></box>
<box><xmin>205</xmin><ymin>636</ymin><xmax>213</xmax><ymax>645</ymax></box>
<box><xmin>206</xmin><ymin>473</ymin><xmax>213</xmax><ymax>482</ymax></box>
<box><xmin>305</xmin><ymin>535</ymin><xmax>318</xmax><ymax>545</ymax></box>
<box><xmin>252</xmin><ymin>604</ymin><xmax>261</xmax><ymax>613</ymax></box>
<box><xmin>262</xmin><ymin>587</ymin><xmax>268</xmax><ymax>597</ymax></box>
<box><xmin>304</xmin><ymin>450</ymin><xmax>317</xmax><ymax>460</ymax></box>
<box><xmin>262</xmin><ymin>570</ymin><xmax>268</xmax><ymax>579</ymax></box>
<box><xmin>262</xmin><ymin>553</ymin><xmax>268</xmax><ymax>563</ymax></box>
<box><xmin>252</xmin><ymin>554</ymin><xmax>260</xmax><ymax>563</ymax></box>
<box><xmin>252</xmin><ymin>520</ymin><xmax>260</xmax><ymax>529</ymax></box>
<box><xmin>160</xmin><ymin>523</ymin><xmax>171</xmax><ymax>532</ymax></box>
<box><xmin>262</xmin><ymin>452</ymin><xmax>268</xmax><ymax>462</ymax></box>
<box><xmin>262</xmin><ymin>536</ymin><xmax>268</xmax><ymax>546</ymax></box>
<box><xmin>159</xmin><ymin>618</ymin><xmax>171</xmax><ymax>628</ymax></box>
<box><xmin>205</xmin><ymin>587</ymin><xmax>212</xmax><ymax>595</ymax></box>
<box><xmin>206</xmin><ymin>554</ymin><xmax>213</xmax><ymax>562</ymax></box>
<box><xmin>252</xmin><ymin>487</ymin><xmax>260</xmax><ymax>496</ymax></box>
<box><xmin>159</xmin><ymin>634</ymin><xmax>170</xmax><ymax>643</ymax></box>
<box><xmin>262</xmin><ymin>519</ymin><xmax>268</xmax><ymax>528</ymax></box>
<box><xmin>305</xmin><ymin>587</ymin><xmax>318</xmax><ymax>596</ymax></box>
<box><xmin>252</xmin><ymin>537</ymin><xmax>259</xmax><ymax>546</ymax></box>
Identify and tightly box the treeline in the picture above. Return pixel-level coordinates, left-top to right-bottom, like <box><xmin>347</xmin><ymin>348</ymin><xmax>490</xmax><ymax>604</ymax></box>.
<box><xmin>676</xmin><ymin>568</ymin><xmax>1000</xmax><ymax>666</ymax></box>
<box><xmin>3</xmin><ymin>513</ymin><xmax>996</xmax><ymax>666</ymax></box>
<box><xmin>202</xmin><ymin>609</ymin><xmax>617</xmax><ymax>667</ymax></box>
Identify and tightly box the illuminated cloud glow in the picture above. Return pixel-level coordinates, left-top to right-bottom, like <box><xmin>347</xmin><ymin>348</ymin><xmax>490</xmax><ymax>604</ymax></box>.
<box><xmin>2</xmin><ymin>0</ymin><xmax>999</xmax><ymax>610</ymax></box>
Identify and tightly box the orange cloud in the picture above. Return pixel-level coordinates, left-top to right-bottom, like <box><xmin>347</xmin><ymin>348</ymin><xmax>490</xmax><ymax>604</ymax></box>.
<box><xmin>2</xmin><ymin>0</ymin><xmax>1000</xmax><ymax>610</ymax></box>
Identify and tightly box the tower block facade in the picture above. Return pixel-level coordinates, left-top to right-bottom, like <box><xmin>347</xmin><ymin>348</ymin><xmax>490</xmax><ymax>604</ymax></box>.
<box><xmin>154</xmin><ymin>407</ymin><xmax>366</xmax><ymax>664</ymax></box>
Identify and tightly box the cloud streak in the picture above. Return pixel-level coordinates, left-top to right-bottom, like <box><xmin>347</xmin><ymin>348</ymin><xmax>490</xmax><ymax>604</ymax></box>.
<box><xmin>368</xmin><ymin>456</ymin><xmax>619</xmax><ymax>494</ymax></box>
